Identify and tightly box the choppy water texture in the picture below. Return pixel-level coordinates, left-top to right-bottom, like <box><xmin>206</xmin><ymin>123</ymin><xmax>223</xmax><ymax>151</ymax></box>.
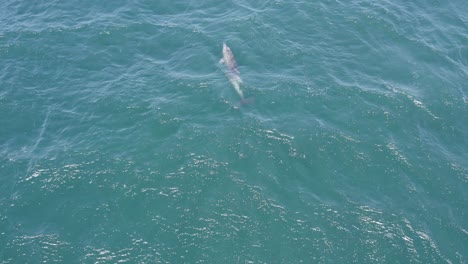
<box><xmin>1</xmin><ymin>0</ymin><xmax>467</xmax><ymax>263</ymax></box>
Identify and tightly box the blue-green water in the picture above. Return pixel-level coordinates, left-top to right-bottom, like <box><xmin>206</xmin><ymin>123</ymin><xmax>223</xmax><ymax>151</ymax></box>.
<box><xmin>1</xmin><ymin>0</ymin><xmax>467</xmax><ymax>262</ymax></box>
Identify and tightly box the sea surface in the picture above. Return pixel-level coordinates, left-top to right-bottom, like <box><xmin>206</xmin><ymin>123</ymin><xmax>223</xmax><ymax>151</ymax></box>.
<box><xmin>1</xmin><ymin>0</ymin><xmax>467</xmax><ymax>263</ymax></box>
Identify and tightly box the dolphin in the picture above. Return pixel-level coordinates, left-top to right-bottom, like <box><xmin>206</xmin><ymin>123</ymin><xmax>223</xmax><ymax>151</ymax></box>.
<box><xmin>219</xmin><ymin>43</ymin><xmax>253</xmax><ymax>104</ymax></box>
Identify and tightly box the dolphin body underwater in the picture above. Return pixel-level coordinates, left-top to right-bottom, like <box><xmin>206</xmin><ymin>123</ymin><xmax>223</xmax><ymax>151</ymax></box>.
<box><xmin>219</xmin><ymin>43</ymin><xmax>253</xmax><ymax>105</ymax></box>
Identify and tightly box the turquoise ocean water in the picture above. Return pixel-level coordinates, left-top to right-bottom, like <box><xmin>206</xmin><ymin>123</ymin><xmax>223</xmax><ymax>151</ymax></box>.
<box><xmin>1</xmin><ymin>0</ymin><xmax>467</xmax><ymax>262</ymax></box>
